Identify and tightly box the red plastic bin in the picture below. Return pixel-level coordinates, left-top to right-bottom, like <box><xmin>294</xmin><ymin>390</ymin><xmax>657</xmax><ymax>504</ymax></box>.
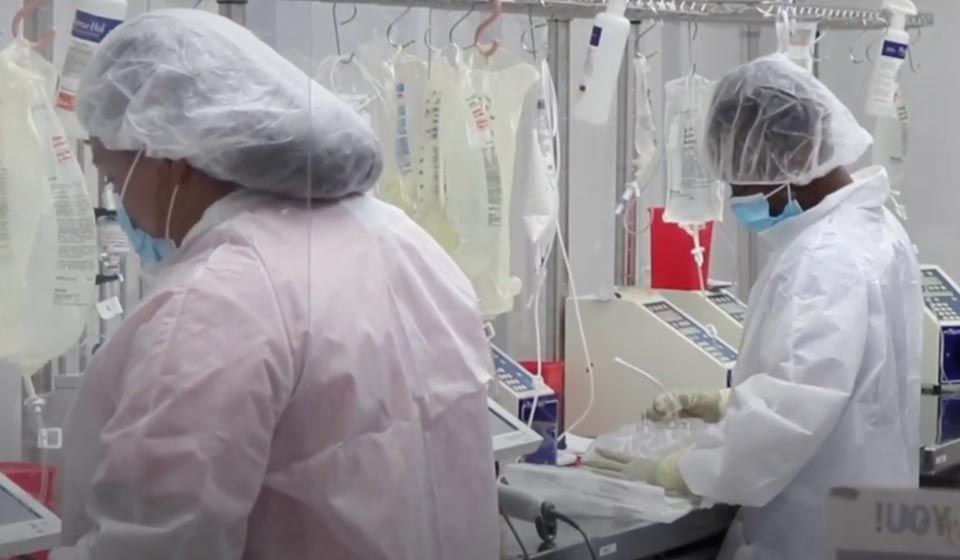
<box><xmin>519</xmin><ymin>361</ymin><xmax>565</xmax><ymax>432</ymax></box>
<box><xmin>0</xmin><ymin>462</ymin><xmax>57</xmax><ymax>560</ymax></box>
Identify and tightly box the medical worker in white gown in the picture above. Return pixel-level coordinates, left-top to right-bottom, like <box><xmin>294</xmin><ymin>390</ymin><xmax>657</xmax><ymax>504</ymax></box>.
<box><xmin>640</xmin><ymin>54</ymin><xmax>923</xmax><ymax>559</ymax></box>
<box><xmin>51</xmin><ymin>10</ymin><xmax>499</xmax><ymax>560</ymax></box>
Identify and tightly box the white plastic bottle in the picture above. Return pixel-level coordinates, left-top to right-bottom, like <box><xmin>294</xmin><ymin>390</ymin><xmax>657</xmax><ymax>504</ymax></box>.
<box><xmin>573</xmin><ymin>0</ymin><xmax>630</xmax><ymax>125</ymax></box>
<box><xmin>864</xmin><ymin>0</ymin><xmax>917</xmax><ymax>118</ymax></box>
<box><xmin>56</xmin><ymin>0</ymin><xmax>128</xmax><ymax>138</ymax></box>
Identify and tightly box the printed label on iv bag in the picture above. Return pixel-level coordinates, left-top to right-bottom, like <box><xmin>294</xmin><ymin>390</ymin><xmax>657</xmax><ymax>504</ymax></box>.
<box><xmin>33</xmin><ymin>104</ymin><xmax>98</xmax><ymax>307</ymax></box>
<box><xmin>466</xmin><ymin>94</ymin><xmax>504</xmax><ymax>227</ymax></box>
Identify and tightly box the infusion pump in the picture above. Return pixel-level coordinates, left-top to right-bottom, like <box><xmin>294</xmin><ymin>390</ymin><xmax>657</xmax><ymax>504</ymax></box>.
<box><xmin>920</xmin><ymin>265</ymin><xmax>960</xmax><ymax>391</ymax></box>
<box><xmin>565</xmin><ymin>288</ymin><xmax>737</xmax><ymax>436</ymax></box>
<box><xmin>661</xmin><ymin>286</ymin><xmax>747</xmax><ymax>348</ymax></box>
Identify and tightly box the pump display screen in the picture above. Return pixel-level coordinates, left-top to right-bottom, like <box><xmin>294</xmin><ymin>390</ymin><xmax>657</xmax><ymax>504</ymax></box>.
<box><xmin>655</xmin><ymin>310</ymin><xmax>683</xmax><ymax>323</ymax></box>
<box><xmin>0</xmin><ymin>485</ymin><xmax>39</xmax><ymax>526</ymax></box>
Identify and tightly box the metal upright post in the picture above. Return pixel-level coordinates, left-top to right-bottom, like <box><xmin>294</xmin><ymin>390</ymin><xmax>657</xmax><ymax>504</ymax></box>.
<box><xmin>736</xmin><ymin>26</ymin><xmax>762</xmax><ymax>301</ymax></box>
<box><xmin>547</xmin><ymin>17</ymin><xmax>571</xmax><ymax>360</ymax></box>
<box><xmin>614</xmin><ymin>22</ymin><xmax>640</xmax><ymax>287</ymax></box>
<box><xmin>218</xmin><ymin>0</ymin><xmax>248</xmax><ymax>25</ymax></box>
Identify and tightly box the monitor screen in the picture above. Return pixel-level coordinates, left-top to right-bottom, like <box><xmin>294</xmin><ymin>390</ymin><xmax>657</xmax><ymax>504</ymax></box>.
<box><xmin>0</xmin><ymin>485</ymin><xmax>39</xmax><ymax>526</ymax></box>
<box><xmin>488</xmin><ymin>408</ymin><xmax>518</xmax><ymax>436</ymax></box>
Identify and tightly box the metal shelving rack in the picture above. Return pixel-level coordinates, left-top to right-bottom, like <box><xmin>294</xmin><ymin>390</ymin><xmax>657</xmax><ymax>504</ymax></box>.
<box><xmin>224</xmin><ymin>0</ymin><xmax>933</xmax><ymax>360</ymax></box>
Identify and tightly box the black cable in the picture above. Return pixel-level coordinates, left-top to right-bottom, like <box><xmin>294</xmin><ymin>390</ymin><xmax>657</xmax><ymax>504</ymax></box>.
<box><xmin>552</xmin><ymin>511</ymin><xmax>598</xmax><ymax>560</ymax></box>
<box><xmin>500</xmin><ymin>507</ymin><xmax>531</xmax><ymax>560</ymax></box>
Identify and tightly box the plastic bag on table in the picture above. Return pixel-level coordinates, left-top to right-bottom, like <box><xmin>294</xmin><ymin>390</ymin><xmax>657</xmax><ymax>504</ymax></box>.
<box><xmin>501</xmin><ymin>463</ymin><xmax>698</xmax><ymax>524</ymax></box>
<box><xmin>663</xmin><ymin>73</ymin><xmax>724</xmax><ymax>227</ymax></box>
<box><xmin>0</xmin><ymin>40</ymin><xmax>98</xmax><ymax>376</ymax></box>
<box><xmin>587</xmin><ymin>419</ymin><xmax>711</xmax><ymax>466</ymax></box>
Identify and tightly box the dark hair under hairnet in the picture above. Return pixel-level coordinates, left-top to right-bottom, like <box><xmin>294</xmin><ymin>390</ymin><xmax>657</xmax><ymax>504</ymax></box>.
<box><xmin>703</xmin><ymin>53</ymin><xmax>871</xmax><ymax>186</ymax></box>
<box><xmin>76</xmin><ymin>9</ymin><xmax>382</xmax><ymax>200</ymax></box>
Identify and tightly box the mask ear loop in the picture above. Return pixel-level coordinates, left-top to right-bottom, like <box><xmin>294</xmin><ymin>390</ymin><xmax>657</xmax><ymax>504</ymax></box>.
<box><xmin>165</xmin><ymin>184</ymin><xmax>181</xmax><ymax>243</ymax></box>
<box><xmin>119</xmin><ymin>150</ymin><xmax>145</xmax><ymax>201</ymax></box>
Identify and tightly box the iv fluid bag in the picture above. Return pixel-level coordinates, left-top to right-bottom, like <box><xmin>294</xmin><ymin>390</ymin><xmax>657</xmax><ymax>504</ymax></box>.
<box><xmin>440</xmin><ymin>51</ymin><xmax>538</xmax><ymax>318</ymax></box>
<box><xmin>633</xmin><ymin>55</ymin><xmax>659</xmax><ymax>187</ymax></box>
<box><xmin>520</xmin><ymin>59</ymin><xmax>560</xmax><ymax>306</ymax></box>
<box><xmin>354</xmin><ymin>40</ymin><xmax>425</xmax><ymax>216</ymax></box>
<box><xmin>872</xmin><ymin>88</ymin><xmax>908</xmax><ymax>189</ymax></box>
<box><xmin>0</xmin><ymin>41</ymin><xmax>98</xmax><ymax>375</ymax></box>
<box><xmin>415</xmin><ymin>61</ymin><xmax>459</xmax><ymax>253</ymax></box>
<box><xmin>663</xmin><ymin>74</ymin><xmax>724</xmax><ymax>226</ymax></box>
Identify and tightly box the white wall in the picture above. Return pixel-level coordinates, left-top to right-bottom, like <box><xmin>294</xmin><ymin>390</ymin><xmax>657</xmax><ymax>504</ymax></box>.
<box><xmin>819</xmin><ymin>0</ymin><xmax>958</xmax><ymax>283</ymax></box>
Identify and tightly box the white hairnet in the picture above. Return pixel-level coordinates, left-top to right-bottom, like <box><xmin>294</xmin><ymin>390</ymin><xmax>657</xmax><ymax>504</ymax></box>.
<box><xmin>77</xmin><ymin>9</ymin><xmax>382</xmax><ymax>200</ymax></box>
<box><xmin>703</xmin><ymin>53</ymin><xmax>871</xmax><ymax>186</ymax></box>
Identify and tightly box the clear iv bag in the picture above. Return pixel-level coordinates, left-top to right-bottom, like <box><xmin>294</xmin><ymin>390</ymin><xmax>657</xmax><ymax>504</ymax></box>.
<box><xmin>872</xmin><ymin>87</ymin><xmax>909</xmax><ymax>189</ymax></box>
<box><xmin>633</xmin><ymin>55</ymin><xmax>659</xmax><ymax>188</ymax></box>
<box><xmin>663</xmin><ymin>74</ymin><xmax>724</xmax><ymax>227</ymax></box>
<box><xmin>520</xmin><ymin>58</ymin><xmax>560</xmax><ymax>307</ymax></box>
<box><xmin>353</xmin><ymin>39</ymin><xmax>425</xmax><ymax>216</ymax></box>
<box><xmin>415</xmin><ymin>59</ymin><xmax>460</xmax><ymax>254</ymax></box>
<box><xmin>440</xmin><ymin>50</ymin><xmax>538</xmax><ymax>318</ymax></box>
<box><xmin>0</xmin><ymin>41</ymin><xmax>98</xmax><ymax>375</ymax></box>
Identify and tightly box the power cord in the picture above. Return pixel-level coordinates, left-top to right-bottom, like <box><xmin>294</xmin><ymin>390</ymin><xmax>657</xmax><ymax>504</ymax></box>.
<box><xmin>500</xmin><ymin>508</ymin><xmax>530</xmax><ymax>560</ymax></box>
<box><xmin>552</xmin><ymin>511</ymin><xmax>598</xmax><ymax>560</ymax></box>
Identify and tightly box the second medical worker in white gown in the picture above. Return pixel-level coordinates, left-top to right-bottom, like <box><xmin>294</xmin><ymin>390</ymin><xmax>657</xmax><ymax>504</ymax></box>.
<box><xmin>51</xmin><ymin>10</ymin><xmax>499</xmax><ymax>560</ymax></box>
<box><xmin>640</xmin><ymin>54</ymin><xmax>923</xmax><ymax>559</ymax></box>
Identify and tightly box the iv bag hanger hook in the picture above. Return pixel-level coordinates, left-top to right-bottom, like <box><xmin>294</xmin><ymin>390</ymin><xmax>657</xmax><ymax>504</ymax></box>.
<box><xmin>521</xmin><ymin>6</ymin><xmax>549</xmax><ymax>60</ymax></box>
<box><xmin>332</xmin><ymin>1</ymin><xmax>359</xmax><ymax>63</ymax></box>
<box><xmin>907</xmin><ymin>27</ymin><xmax>922</xmax><ymax>73</ymax></box>
<box><xmin>848</xmin><ymin>20</ymin><xmax>871</xmax><ymax>65</ymax></box>
<box><xmin>449</xmin><ymin>3</ymin><xmax>479</xmax><ymax>52</ymax></box>
<box><xmin>686</xmin><ymin>20</ymin><xmax>699</xmax><ymax>77</ymax></box>
<box><xmin>11</xmin><ymin>0</ymin><xmax>56</xmax><ymax>51</ymax></box>
<box><xmin>634</xmin><ymin>19</ymin><xmax>662</xmax><ymax>59</ymax></box>
<box><xmin>474</xmin><ymin>0</ymin><xmax>503</xmax><ymax>57</ymax></box>
<box><xmin>387</xmin><ymin>4</ymin><xmax>415</xmax><ymax>50</ymax></box>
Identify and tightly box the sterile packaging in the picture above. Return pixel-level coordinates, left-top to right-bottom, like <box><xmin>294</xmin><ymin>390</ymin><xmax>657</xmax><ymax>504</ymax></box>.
<box><xmin>588</xmin><ymin>419</ymin><xmax>710</xmax><ymax>464</ymax></box>
<box><xmin>573</xmin><ymin>0</ymin><xmax>630</xmax><ymax>124</ymax></box>
<box><xmin>501</xmin><ymin>463</ymin><xmax>698</xmax><ymax>524</ymax></box>
<box><xmin>0</xmin><ymin>40</ymin><xmax>98</xmax><ymax>375</ymax></box>
<box><xmin>663</xmin><ymin>74</ymin><xmax>723</xmax><ymax>226</ymax></box>
<box><xmin>56</xmin><ymin>0</ymin><xmax>128</xmax><ymax>138</ymax></box>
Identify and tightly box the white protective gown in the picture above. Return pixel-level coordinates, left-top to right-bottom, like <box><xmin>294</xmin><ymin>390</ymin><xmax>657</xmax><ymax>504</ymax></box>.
<box><xmin>679</xmin><ymin>166</ymin><xmax>922</xmax><ymax>560</ymax></box>
<box><xmin>52</xmin><ymin>191</ymin><xmax>500</xmax><ymax>560</ymax></box>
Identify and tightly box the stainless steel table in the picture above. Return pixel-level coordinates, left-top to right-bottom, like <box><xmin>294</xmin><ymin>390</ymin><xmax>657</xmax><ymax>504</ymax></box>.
<box><xmin>500</xmin><ymin>505</ymin><xmax>737</xmax><ymax>560</ymax></box>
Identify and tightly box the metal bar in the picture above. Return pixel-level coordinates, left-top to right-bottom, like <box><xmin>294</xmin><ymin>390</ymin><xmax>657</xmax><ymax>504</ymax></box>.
<box><xmin>547</xmin><ymin>17</ymin><xmax>571</xmax><ymax>360</ymax></box>
<box><xmin>218</xmin><ymin>0</ymin><xmax>248</xmax><ymax>25</ymax></box>
<box><xmin>735</xmin><ymin>25</ymin><xmax>761</xmax><ymax>302</ymax></box>
<box><xmin>614</xmin><ymin>23</ymin><xmax>639</xmax><ymax>287</ymax></box>
<box><xmin>296</xmin><ymin>0</ymin><xmax>933</xmax><ymax>28</ymax></box>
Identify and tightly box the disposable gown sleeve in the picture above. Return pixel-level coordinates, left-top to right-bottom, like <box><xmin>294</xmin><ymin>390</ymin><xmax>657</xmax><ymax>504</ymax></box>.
<box><xmin>51</xmin><ymin>250</ymin><xmax>295</xmax><ymax>560</ymax></box>
<box><xmin>679</xmin><ymin>254</ymin><xmax>868</xmax><ymax>508</ymax></box>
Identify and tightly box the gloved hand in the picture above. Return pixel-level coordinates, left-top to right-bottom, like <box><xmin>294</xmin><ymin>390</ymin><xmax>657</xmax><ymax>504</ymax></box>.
<box><xmin>645</xmin><ymin>388</ymin><xmax>731</xmax><ymax>423</ymax></box>
<box><xmin>582</xmin><ymin>448</ymin><xmax>690</xmax><ymax>493</ymax></box>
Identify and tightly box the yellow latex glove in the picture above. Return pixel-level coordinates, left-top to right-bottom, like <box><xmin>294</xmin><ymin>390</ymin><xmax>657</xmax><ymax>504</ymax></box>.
<box><xmin>645</xmin><ymin>388</ymin><xmax>731</xmax><ymax>423</ymax></box>
<box><xmin>584</xmin><ymin>448</ymin><xmax>691</xmax><ymax>494</ymax></box>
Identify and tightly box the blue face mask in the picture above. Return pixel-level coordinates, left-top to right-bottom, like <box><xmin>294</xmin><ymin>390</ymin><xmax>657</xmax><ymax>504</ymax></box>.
<box><xmin>116</xmin><ymin>150</ymin><xmax>179</xmax><ymax>264</ymax></box>
<box><xmin>115</xmin><ymin>201</ymin><xmax>176</xmax><ymax>264</ymax></box>
<box><xmin>729</xmin><ymin>184</ymin><xmax>803</xmax><ymax>233</ymax></box>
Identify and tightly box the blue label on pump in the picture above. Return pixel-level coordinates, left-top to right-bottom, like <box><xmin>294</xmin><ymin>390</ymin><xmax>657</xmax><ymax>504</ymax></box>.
<box><xmin>589</xmin><ymin>26</ymin><xmax>603</xmax><ymax>46</ymax></box>
<box><xmin>881</xmin><ymin>40</ymin><xmax>908</xmax><ymax>60</ymax></box>
<box><xmin>71</xmin><ymin>10</ymin><xmax>123</xmax><ymax>43</ymax></box>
